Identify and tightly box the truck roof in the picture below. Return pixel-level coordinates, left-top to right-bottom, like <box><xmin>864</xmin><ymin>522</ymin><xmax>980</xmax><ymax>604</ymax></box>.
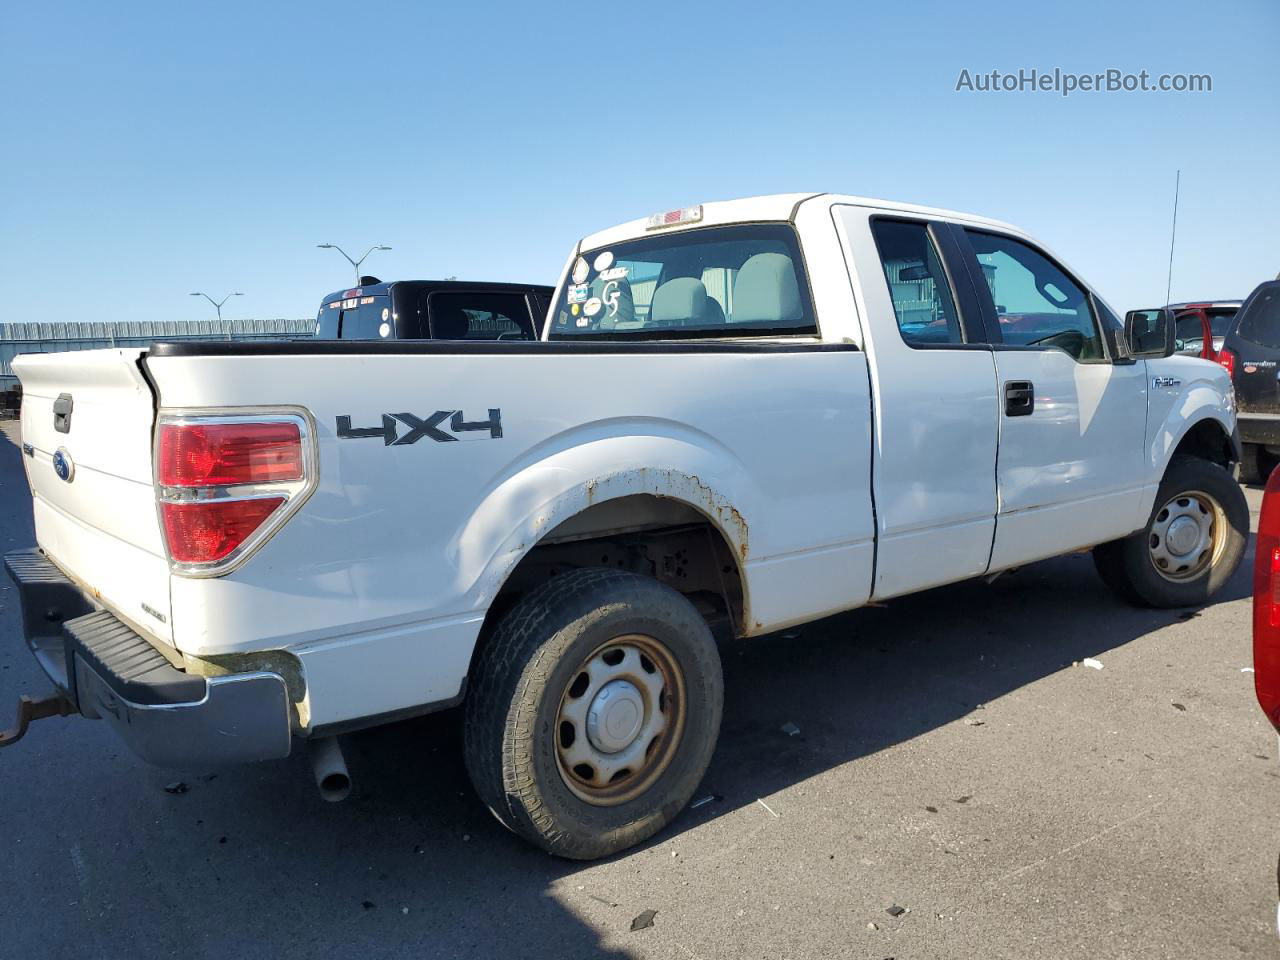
<box><xmin>577</xmin><ymin>192</ymin><xmax>1026</xmax><ymax>251</ymax></box>
<box><xmin>319</xmin><ymin>279</ymin><xmax>553</xmax><ymax>306</ymax></box>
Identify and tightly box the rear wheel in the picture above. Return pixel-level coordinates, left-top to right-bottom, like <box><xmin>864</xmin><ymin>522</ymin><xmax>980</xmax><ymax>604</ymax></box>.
<box><xmin>1093</xmin><ymin>455</ymin><xmax>1247</xmax><ymax>607</ymax></box>
<box><xmin>464</xmin><ymin>568</ymin><xmax>723</xmax><ymax>859</ymax></box>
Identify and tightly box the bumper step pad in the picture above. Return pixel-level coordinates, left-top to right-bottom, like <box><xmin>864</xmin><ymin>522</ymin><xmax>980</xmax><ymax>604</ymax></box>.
<box><xmin>63</xmin><ymin>611</ymin><xmax>205</xmax><ymax>706</ymax></box>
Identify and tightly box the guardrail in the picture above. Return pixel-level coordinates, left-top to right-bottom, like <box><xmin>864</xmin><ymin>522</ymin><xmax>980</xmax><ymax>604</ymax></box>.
<box><xmin>0</xmin><ymin>318</ymin><xmax>316</xmax><ymax>393</ymax></box>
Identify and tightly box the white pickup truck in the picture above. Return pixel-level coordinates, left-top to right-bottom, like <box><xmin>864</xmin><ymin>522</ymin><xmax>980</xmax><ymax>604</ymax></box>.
<box><xmin>3</xmin><ymin>193</ymin><xmax>1247</xmax><ymax>859</ymax></box>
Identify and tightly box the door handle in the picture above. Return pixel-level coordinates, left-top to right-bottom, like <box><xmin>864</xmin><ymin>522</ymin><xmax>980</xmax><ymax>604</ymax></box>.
<box><xmin>52</xmin><ymin>393</ymin><xmax>73</xmax><ymax>433</ymax></box>
<box><xmin>1004</xmin><ymin>380</ymin><xmax>1034</xmax><ymax>417</ymax></box>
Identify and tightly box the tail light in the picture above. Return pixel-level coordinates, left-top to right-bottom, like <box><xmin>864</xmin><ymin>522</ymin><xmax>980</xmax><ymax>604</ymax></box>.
<box><xmin>156</xmin><ymin>413</ymin><xmax>315</xmax><ymax>574</ymax></box>
<box><xmin>1216</xmin><ymin>347</ymin><xmax>1238</xmax><ymax>379</ymax></box>
<box><xmin>158</xmin><ymin>422</ymin><xmax>303</xmax><ymax>487</ymax></box>
<box><xmin>1253</xmin><ymin>467</ymin><xmax>1280</xmax><ymax>730</ymax></box>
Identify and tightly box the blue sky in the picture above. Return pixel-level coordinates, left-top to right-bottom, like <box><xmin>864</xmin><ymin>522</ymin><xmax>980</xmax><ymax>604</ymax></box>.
<box><xmin>3</xmin><ymin>0</ymin><xmax>1276</xmax><ymax>323</ymax></box>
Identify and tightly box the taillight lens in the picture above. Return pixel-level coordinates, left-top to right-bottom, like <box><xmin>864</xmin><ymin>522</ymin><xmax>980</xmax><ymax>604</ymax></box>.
<box><xmin>1253</xmin><ymin>468</ymin><xmax>1280</xmax><ymax>730</ymax></box>
<box><xmin>160</xmin><ymin>498</ymin><xmax>286</xmax><ymax>565</ymax></box>
<box><xmin>156</xmin><ymin>416</ymin><xmax>312</xmax><ymax>573</ymax></box>
<box><xmin>158</xmin><ymin>421</ymin><xmax>302</xmax><ymax>487</ymax></box>
<box><xmin>1217</xmin><ymin>347</ymin><xmax>1238</xmax><ymax>379</ymax></box>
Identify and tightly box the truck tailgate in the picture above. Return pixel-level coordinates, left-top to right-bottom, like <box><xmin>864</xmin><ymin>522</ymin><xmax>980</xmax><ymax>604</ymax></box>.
<box><xmin>13</xmin><ymin>349</ymin><xmax>174</xmax><ymax>646</ymax></box>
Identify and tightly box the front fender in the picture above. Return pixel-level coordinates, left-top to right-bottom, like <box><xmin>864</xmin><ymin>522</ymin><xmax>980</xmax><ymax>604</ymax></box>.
<box><xmin>1143</xmin><ymin>356</ymin><xmax>1236</xmax><ymax>514</ymax></box>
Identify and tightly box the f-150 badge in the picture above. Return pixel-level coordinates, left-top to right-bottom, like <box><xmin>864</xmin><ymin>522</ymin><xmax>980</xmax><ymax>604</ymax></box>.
<box><xmin>336</xmin><ymin>409</ymin><xmax>502</xmax><ymax>445</ymax></box>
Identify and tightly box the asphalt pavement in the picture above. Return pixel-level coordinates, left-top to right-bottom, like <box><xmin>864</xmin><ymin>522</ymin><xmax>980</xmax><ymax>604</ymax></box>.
<box><xmin>0</xmin><ymin>417</ymin><xmax>1275</xmax><ymax>959</ymax></box>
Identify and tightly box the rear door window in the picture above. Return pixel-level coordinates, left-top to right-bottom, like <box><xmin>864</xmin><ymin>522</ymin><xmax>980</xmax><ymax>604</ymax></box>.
<box><xmin>1237</xmin><ymin>286</ymin><xmax>1280</xmax><ymax>349</ymax></box>
<box><xmin>426</xmin><ymin>292</ymin><xmax>534</xmax><ymax>340</ymax></box>
<box><xmin>870</xmin><ymin>219</ymin><xmax>964</xmax><ymax>346</ymax></box>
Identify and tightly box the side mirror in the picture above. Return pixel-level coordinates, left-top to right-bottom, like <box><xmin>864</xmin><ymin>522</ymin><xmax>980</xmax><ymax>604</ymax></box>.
<box><xmin>1124</xmin><ymin>308</ymin><xmax>1175</xmax><ymax>358</ymax></box>
<box><xmin>898</xmin><ymin>264</ymin><xmax>930</xmax><ymax>281</ymax></box>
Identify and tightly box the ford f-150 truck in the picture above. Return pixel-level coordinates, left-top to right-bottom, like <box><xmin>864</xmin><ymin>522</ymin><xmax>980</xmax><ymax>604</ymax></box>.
<box><xmin>3</xmin><ymin>193</ymin><xmax>1247</xmax><ymax>859</ymax></box>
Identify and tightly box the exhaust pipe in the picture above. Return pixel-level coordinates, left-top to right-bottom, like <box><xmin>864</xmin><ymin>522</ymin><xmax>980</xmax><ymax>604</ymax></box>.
<box><xmin>308</xmin><ymin>736</ymin><xmax>352</xmax><ymax>802</ymax></box>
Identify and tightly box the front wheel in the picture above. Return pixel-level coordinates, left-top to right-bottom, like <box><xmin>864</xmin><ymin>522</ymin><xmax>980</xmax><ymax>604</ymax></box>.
<box><xmin>463</xmin><ymin>568</ymin><xmax>723</xmax><ymax>859</ymax></box>
<box><xmin>1093</xmin><ymin>455</ymin><xmax>1247</xmax><ymax>608</ymax></box>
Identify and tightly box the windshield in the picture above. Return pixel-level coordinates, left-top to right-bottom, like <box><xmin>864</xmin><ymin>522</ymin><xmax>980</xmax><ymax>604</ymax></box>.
<box><xmin>547</xmin><ymin>223</ymin><xmax>816</xmax><ymax>340</ymax></box>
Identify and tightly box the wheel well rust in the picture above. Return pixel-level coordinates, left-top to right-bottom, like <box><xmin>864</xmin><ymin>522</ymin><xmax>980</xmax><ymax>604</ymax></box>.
<box><xmin>472</xmin><ymin>494</ymin><xmax>748</xmax><ymax>679</ymax></box>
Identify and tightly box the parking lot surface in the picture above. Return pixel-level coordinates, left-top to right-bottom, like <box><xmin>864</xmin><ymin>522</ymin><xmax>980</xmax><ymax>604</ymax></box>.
<box><xmin>0</xmin><ymin>418</ymin><xmax>1275</xmax><ymax>959</ymax></box>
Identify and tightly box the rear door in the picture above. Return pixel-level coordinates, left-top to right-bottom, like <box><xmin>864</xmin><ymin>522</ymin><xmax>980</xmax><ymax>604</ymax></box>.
<box><xmin>955</xmin><ymin>227</ymin><xmax>1148</xmax><ymax>569</ymax></box>
<box><xmin>1174</xmin><ymin>309</ymin><xmax>1214</xmax><ymax>357</ymax></box>
<box><xmin>1229</xmin><ymin>284</ymin><xmax>1280</xmax><ymax>416</ymax></box>
<box><xmin>13</xmin><ymin>349</ymin><xmax>174</xmax><ymax>645</ymax></box>
<box><xmin>836</xmin><ymin>208</ymin><xmax>1001</xmax><ymax>599</ymax></box>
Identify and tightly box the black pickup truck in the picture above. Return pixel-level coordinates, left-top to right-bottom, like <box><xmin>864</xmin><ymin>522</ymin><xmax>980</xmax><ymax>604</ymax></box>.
<box><xmin>315</xmin><ymin>279</ymin><xmax>554</xmax><ymax>341</ymax></box>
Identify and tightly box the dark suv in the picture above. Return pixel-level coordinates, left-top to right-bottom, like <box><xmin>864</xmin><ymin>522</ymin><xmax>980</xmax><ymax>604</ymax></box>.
<box><xmin>1218</xmin><ymin>280</ymin><xmax>1280</xmax><ymax>483</ymax></box>
<box><xmin>316</xmin><ymin>279</ymin><xmax>554</xmax><ymax>341</ymax></box>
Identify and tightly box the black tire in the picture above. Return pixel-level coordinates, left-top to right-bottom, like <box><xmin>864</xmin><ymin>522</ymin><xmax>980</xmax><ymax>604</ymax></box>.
<box><xmin>1093</xmin><ymin>455</ymin><xmax>1248</xmax><ymax>608</ymax></box>
<box><xmin>1238</xmin><ymin>443</ymin><xmax>1274</xmax><ymax>486</ymax></box>
<box><xmin>463</xmin><ymin>568</ymin><xmax>723</xmax><ymax>859</ymax></box>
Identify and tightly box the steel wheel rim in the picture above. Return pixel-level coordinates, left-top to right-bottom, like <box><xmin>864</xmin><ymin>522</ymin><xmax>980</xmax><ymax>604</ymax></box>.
<box><xmin>554</xmin><ymin>634</ymin><xmax>687</xmax><ymax>807</ymax></box>
<box><xmin>1148</xmin><ymin>489</ymin><xmax>1225</xmax><ymax>583</ymax></box>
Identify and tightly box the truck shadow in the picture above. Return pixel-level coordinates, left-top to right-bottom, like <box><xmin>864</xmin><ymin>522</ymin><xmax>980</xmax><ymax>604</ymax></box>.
<box><xmin>3</xmin><ymin>550</ymin><xmax>1256</xmax><ymax>960</ymax></box>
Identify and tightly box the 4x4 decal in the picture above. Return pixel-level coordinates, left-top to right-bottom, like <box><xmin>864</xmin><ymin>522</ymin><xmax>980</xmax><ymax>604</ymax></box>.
<box><xmin>336</xmin><ymin>409</ymin><xmax>502</xmax><ymax>445</ymax></box>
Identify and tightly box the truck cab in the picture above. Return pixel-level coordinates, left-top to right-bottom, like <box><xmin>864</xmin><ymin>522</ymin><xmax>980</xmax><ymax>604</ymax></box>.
<box><xmin>315</xmin><ymin>279</ymin><xmax>554</xmax><ymax>340</ymax></box>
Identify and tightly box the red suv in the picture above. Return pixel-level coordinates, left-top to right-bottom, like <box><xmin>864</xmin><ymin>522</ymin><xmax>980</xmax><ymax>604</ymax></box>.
<box><xmin>1252</xmin><ymin>468</ymin><xmax>1280</xmax><ymax>934</ymax></box>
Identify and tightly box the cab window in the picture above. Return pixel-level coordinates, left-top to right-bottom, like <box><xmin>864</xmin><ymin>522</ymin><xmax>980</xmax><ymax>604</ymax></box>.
<box><xmin>965</xmin><ymin>230</ymin><xmax>1103</xmax><ymax>361</ymax></box>
<box><xmin>339</xmin><ymin>296</ymin><xmax>392</xmax><ymax>340</ymax></box>
<box><xmin>1236</xmin><ymin>285</ymin><xmax>1280</xmax><ymax>349</ymax></box>
<box><xmin>548</xmin><ymin>223</ymin><xmax>816</xmax><ymax>340</ymax></box>
<box><xmin>426</xmin><ymin>292</ymin><xmax>533</xmax><ymax>340</ymax></box>
<box><xmin>870</xmin><ymin>220</ymin><xmax>964</xmax><ymax>346</ymax></box>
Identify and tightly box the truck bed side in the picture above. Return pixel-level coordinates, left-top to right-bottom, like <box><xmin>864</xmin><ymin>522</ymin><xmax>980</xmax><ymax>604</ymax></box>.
<box><xmin>142</xmin><ymin>340</ymin><xmax>875</xmax><ymax>728</ymax></box>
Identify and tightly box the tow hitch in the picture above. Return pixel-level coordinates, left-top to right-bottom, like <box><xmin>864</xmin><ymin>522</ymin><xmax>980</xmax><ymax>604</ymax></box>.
<box><xmin>0</xmin><ymin>694</ymin><xmax>76</xmax><ymax>747</ymax></box>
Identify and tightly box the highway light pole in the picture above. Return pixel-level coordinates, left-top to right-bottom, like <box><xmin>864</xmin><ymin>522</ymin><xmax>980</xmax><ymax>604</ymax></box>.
<box><xmin>316</xmin><ymin>243</ymin><xmax>392</xmax><ymax>284</ymax></box>
<box><xmin>190</xmin><ymin>291</ymin><xmax>244</xmax><ymax>339</ymax></box>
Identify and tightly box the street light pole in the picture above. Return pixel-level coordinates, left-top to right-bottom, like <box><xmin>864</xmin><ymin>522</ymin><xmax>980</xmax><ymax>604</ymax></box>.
<box><xmin>190</xmin><ymin>291</ymin><xmax>244</xmax><ymax>339</ymax></box>
<box><xmin>316</xmin><ymin>243</ymin><xmax>392</xmax><ymax>285</ymax></box>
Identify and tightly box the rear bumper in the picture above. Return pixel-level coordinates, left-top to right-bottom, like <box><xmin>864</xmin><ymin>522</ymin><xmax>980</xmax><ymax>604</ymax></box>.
<box><xmin>4</xmin><ymin>549</ymin><xmax>292</xmax><ymax>766</ymax></box>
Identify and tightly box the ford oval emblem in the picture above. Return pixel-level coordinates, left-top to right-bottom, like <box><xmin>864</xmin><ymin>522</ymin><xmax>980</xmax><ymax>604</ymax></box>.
<box><xmin>52</xmin><ymin>447</ymin><xmax>75</xmax><ymax>483</ymax></box>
